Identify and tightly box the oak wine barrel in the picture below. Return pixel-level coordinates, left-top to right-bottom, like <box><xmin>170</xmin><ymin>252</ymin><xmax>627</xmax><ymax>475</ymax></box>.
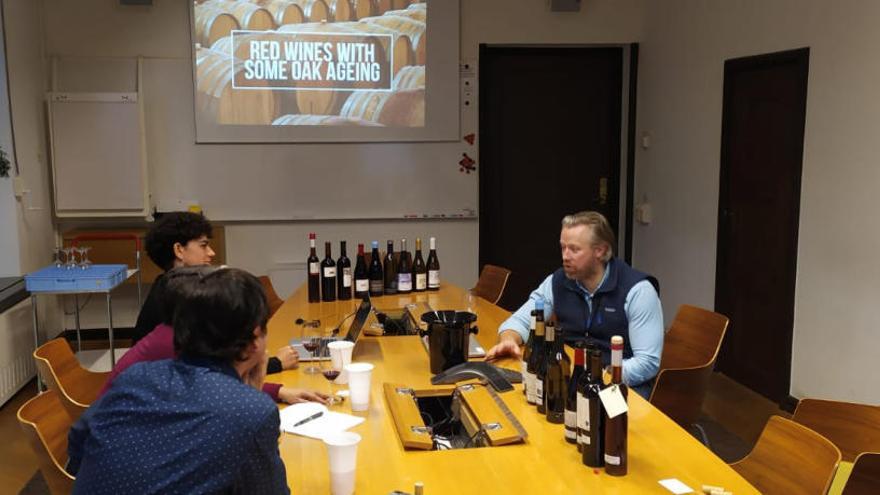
<box><xmin>203</xmin><ymin>1</ymin><xmax>276</xmax><ymax>30</ymax></box>
<box><xmin>193</xmin><ymin>6</ymin><xmax>240</xmax><ymax>47</ymax></box>
<box><xmin>360</xmin><ymin>14</ymin><xmax>425</xmax><ymax>64</ymax></box>
<box><xmin>392</xmin><ymin>65</ymin><xmax>423</xmax><ymax>90</ymax></box>
<box><xmin>340</xmin><ymin>88</ymin><xmax>424</xmax><ymax>126</ymax></box>
<box><xmin>289</xmin><ymin>0</ymin><xmax>330</xmax><ymax>22</ymax></box>
<box><xmin>195</xmin><ymin>48</ymin><xmax>278</xmax><ymax>125</ymax></box>
<box><xmin>247</xmin><ymin>0</ymin><xmax>306</xmax><ymax>26</ymax></box>
<box><xmin>272</xmin><ymin>114</ymin><xmax>382</xmax><ymax>125</ymax></box>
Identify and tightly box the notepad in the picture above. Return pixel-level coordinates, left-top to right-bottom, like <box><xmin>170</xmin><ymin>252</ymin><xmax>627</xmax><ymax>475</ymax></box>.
<box><xmin>279</xmin><ymin>402</ymin><xmax>365</xmax><ymax>440</ymax></box>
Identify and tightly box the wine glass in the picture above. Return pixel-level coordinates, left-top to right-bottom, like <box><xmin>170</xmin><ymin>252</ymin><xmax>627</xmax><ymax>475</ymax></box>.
<box><xmin>320</xmin><ymin>342</ymin><xmax>342</xmax><ymax>406</ymax></box>
<box><xmin>78</xmin><ymin>246</ymin><xmax>92</xmax><ymax>270</ymax></box>
<box><xmin>302</xmin><ymin>325</ymin><xmax>322</xmax><ymax>375</ymax></box>
<box><xmin>53</xmin><ymin>247</ymin><xmax>64</xmax><ymax>268</ymax></box>
<box><xmin>63</xmin><ymin>247</ymin><xmax>76</xmax><ymax>269</ymax></box>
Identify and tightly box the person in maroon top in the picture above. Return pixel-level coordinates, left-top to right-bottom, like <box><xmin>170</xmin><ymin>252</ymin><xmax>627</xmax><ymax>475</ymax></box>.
<box><xmin>103</xmin><ymin>266</ymin><xmax>328</xmax><ymax>405</ymax></box>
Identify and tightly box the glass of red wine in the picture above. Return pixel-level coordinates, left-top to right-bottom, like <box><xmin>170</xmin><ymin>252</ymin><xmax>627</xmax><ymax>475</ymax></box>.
<box><xmin>302</xmin><ymin>326</ymin><xmax>322</xmax><ymax>375</ymax></box>
<box><xmin>320</xmin><ymin>341</ymin><xmax>342</xmax><ymax>406</ymax></box>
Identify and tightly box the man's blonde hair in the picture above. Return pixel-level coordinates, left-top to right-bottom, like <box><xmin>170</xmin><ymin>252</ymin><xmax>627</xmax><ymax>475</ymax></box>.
<box><xmin>561</xmin><ymin>211</ymin><xmax>616</xmax><ymax>262</ymax></box>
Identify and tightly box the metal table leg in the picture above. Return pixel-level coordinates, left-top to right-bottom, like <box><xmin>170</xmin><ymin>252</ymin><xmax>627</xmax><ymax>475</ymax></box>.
<box><xmin>74</xmin><ymin>293</ymin><xmax>82</xmax><ymax>352</ymax></box>
<box><xmin>107</xmin><ymin>292</ymin><xmax>115</xmax><ymax>368</ymax></box>
<box><xmin>31</xmin><ymin>294</ymin><xmax>43</xmax><ymax>393</ymax></box>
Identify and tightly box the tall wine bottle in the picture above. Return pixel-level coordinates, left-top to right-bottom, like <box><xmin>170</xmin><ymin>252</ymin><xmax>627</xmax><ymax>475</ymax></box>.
<box><xmin>604</xmin><ymin>335</ymin><xmax>628</xmax><ymax>476</ymax></box>
<box><xmin>521</xmin><ymin>305</ymin><xmax>539</xmax><ymax>399</ymax></box>
<box><xmin>565</xmin><ymin>345</ymin><xmax>586</xmax><ymax>444</ymax></box>
<box><xmin>582</xmin><ymin>346</ymin><xmax>605</xmax><ymax>467</ymax></box>
<box><xmin>543</xmin><ymin>322</ymin><xmax>569</xmax><ymax>424</ymax></box>
<box><xmin>397</xmin><ymin>238</ymin><xmax>412</xmax><ymax>294</ymax></box>
<box><xmin>413</xmin><ymin>238</ymin><xmax>427</xmax><ymax>292</ymax></box>
<box><xmin>536</xmin><ymin>319</ymin><xmax>554</xmax><ymax>415</ymax></box>
<box><xmin>354</xmin><ymin>243</ymin><xmax>369</xmax><ymax>299</ymax></box>
<box><xmin>337</xmin><ymin>241</ymin><xmax>352</xmax><ymax>300</ymax></box>
<box><xmin>383</xmin><ymin>240</ymin><xmax>397</xmax><ymax>295</ymax></box>
<box><xmin>307</xmin><ymin>233</ymin><xmax>320</xmax><ymax>303</ymax></box>
<box><xmin>525</xmin><ymin>300</ymin><xmax>545</xmax><ymax>406</ymax></box>
<box><xmin>320</xmin><ymin>242</ymin><xmax>336</xmax><ymax>302</ymax></box>
<box><xmin>426</xmin><ymin>237</ymin><xmax>440</xmax><ymax>291</ymax></box>
<box><xmin>368</xmin><ymin>241</ymin><xmax>384</xmax><ymax>297</ymax></box>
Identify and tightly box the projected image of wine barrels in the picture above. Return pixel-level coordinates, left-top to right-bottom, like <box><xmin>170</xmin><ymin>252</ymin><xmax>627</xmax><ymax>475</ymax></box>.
<box><xmin>272</xmin><ymin>114</ymin><xmax>382</xmax><ymax>126</ymax></box>
<box><xmin>360</xmin><ymin>14</ymin><xmax>425</xmax><ymax>65</ymax></box>
<box><xmin>200</xmin><ymin>1</ymin><xmax>277</xmax><ymax>31</ymax></box>
<box><xmin>289</xmin><ymin>0</ymin><xmax>331</xmax><ymax>22</ymax></box>
<box><xmin>340</xmin><ymin>88</ymin><xmax>424</xmax><ymax>127</ymax></box>
<box><xmin>195</xmin><ymin>48</ymin><xmax>278</xmax><ymax>125</ymax></box>
<box><xmin>249</xmin><ymin>0</ymin><xmax>306</xmax><ymax>26</ymax></box>
<box><xmin>193</xmin><ymin>7</ymin><xmax>240</xmax><ymax>47</ymax></box>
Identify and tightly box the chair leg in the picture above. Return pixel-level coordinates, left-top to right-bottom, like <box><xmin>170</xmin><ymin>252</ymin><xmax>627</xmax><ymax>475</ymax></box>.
<box><xmin>692</xmin><ymin>422</ymin><xmax>711</xmax><ymax>448</ymax></box>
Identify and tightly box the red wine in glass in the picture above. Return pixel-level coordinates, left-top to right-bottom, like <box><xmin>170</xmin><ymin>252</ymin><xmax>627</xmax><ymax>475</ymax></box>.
<box><xmin>303</xmin><ymin>341</ymin><xmax>319</xmax><ymax>353</ymax></box>
<box><xmin>322</xmin><ymin>369</ymin><xmax>341</xmax><ymax>381</ymax></box>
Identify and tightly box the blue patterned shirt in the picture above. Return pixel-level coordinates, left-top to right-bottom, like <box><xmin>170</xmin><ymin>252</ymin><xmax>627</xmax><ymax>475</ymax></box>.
<box><xmin>68</xmin><ymin>356</ymin><xmax>289</xmax><ymax>495</ymax></box>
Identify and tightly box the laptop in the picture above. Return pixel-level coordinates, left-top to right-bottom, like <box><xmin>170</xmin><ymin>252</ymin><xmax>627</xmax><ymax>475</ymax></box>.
<box><xmin>289</xmin><ymin>296</ymin><xmax>371</xmax><ymax>361</ymax></box>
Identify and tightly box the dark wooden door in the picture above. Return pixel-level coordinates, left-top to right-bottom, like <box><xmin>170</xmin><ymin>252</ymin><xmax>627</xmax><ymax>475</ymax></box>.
<box><xmin>479</xmin><ymin>46</ymin><xmax>623</xmax><ymax>310</ymax></box>
<box><xmin>715</xmin><ymin>48</ymin><xmax>809</xmax><ymax>403</ymax></box>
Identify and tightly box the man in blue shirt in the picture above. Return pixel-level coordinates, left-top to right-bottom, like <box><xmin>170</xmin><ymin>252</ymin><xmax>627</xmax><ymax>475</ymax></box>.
<box><xmin>68</xmin><ymin>267</ymin><xmax>290</xmax><ymax>494</ymax></box>
<box><xmin>486</xmin><ymin>211</ymin><xmax>664</xmax><ymax>398</ymax></box>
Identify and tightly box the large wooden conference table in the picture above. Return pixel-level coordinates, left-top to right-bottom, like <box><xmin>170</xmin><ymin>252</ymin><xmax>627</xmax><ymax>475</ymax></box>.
<box><xmin>267</xmin><ymin>283</ymin><xmax>758</xmax><ymax>494</ymax></box>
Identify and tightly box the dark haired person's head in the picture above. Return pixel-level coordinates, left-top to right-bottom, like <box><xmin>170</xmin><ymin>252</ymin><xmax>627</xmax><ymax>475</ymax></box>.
<box><xmin>145</xmin><ymin>211</ymin><xmax>215</xmax><ymax>271</ymax></box>
<box><xmin>172</xmin><ymin>268</ymin><xmax>269</xmax><ymax>365</ymax></box>
<box><xmin>158</xmin><ymin>265</ymin><xmax>224</xmax><ymax>325</ymax></box>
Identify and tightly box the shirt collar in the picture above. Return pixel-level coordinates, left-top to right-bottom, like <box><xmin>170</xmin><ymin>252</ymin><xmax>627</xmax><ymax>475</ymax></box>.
<box><xmin>178</xmin><ymin>354</ymin><xmax>241</xmax><ymax>381</ymax></box>
<box><xmin>573</xmin><ymin>260</ymin><xmax>612</xmax><ymax>298</ymax></box>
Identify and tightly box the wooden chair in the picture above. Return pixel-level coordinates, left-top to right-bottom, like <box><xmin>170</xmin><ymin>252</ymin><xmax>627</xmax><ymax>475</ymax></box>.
<box><xmin>470</xmin><ymin>264</ymin><xmax>512</xmax><ymax>305</ymax></box>
<box><xmin>34</xmin><ymin>338</ymin><xmax>110</xmax><ymax>422</ymax></box>
<box><xmin>259</xmin><ymin>275</ymin><xmax>285</xmax><ymax>317</ymax></box>
<box><xmin>843</xmin><ymin>452</ymin><xmax>880</xmax><ymax>495</ymax></box>
<box><xmin>730</xmin><ymin>415</ymin><xmax>841</xmax><ymax>495</ymax></box>
<box><xmin>17</xmin><ymin>390</ymin><xmax>76</xmax><ymax>495</ymax></box>
<box><xmin>648</xmin><ymin>304</ymin><xmax>728</xmax><ymax>443</ymax></box>
<box><xmin>792</xmin><ymin>398</ymin><xmax>880</xmax><ymax>462</ymax></box>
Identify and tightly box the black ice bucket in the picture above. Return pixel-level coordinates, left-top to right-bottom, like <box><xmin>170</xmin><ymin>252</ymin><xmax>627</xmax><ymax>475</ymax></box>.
<box><xmin>420</xmin><ymin>311</ymin><xmax>479</xmax><ymax>374</ymax></box>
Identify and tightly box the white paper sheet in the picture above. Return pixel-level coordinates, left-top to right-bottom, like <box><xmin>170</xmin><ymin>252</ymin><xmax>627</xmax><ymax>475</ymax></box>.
<box><xmin>279</xmin><ymin>402</ymin><xmax>365</xmax><ymax>440</ymax></box>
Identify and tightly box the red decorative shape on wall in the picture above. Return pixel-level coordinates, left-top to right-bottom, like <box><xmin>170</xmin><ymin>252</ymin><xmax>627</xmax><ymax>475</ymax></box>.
<box><xmin>459</xmin><ymin>153</ymin><xmax>476</xmax><ymax>174</ymax></box>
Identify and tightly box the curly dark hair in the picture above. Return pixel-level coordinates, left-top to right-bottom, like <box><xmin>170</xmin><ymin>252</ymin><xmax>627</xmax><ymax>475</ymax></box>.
<box><xmin>158</xmin><ymin>265</ymin><xmax>223</xmax><ymax>325</ymax></box>
<box><xmin>145</xmin><ymin>212</ymin><xmax>213</xmax><ymax>271</ymax></box>
<box><xmin>171</xmin><ymin>267</ymin><xmax>269</xmax><ymax>363</ymax></box>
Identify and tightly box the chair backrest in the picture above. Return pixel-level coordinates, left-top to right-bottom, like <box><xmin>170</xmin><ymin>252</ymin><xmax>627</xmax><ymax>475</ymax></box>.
<box><xmin>843</xmin><ymin>452</ymin><xmax>880</xmax><ymax>495</ymax></box>
<box><xmin>792</xmin><ymin>398</ymin><xmax>880</xmax><ymax>462</ymax></box>
<box><xmin>17</xmin><ymin>390</ymin><xmax>76</xmax><ymax>495</ymax></box>
<box><xmin>660</xmin><ymin>304</ymin><xmax>729</xmax><ymax>370</ymax></box>
<box><xmin>34</xmin><ymin>338</ymin><xmax>109</xmax><ymax>421</ymax></box>
<box><xmin>730</xmin><ymin>415</ymin><xmax>841</xmax><ymax>495</ymax></box>
<box><xmin>648</xmin><ymin>305</ymin><xmax>728</xmax><ymax>425</ymax></box>
<box><xmin>470</xmin><ymin>264</ymin><xmax>512</xmax><ymax>305</ymax></box>
<box><xmin>259</xmin><ymin>275</ymin><xmax>285</xmax><ymax>317</ymax></box>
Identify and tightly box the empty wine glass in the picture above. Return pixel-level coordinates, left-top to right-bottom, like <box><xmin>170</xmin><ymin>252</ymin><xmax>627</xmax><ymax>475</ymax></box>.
<box><xmin>63</xmin><ymin>247</ymin><xmax>76</xmax><ymax>269</ymax></box>
<box><xmin>53</xmin><ymin>247</ymin><xmax>63</xmax><ymax>268</ymax></box>
<box><xmin>78</xmin><ymin>246</ymin><xmax>92</xmax><ymax>270</ymax></box>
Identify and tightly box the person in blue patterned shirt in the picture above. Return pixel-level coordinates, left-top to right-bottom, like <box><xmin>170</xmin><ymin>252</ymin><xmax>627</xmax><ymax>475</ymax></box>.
<box><xmin>68</xmin><ymin>267</ymin><xmax>290</xmax><ymax>494</ymax></box>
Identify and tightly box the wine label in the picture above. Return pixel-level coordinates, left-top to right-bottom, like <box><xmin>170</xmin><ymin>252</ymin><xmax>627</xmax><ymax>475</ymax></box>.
<box><xmin>428</xmin><ymin>270</ymin><xmax>440</xmax><ymax>287</ymax></box>
<box><xmin>355</xmin><ymin>279</ymin><xmax>368</xmax><ymax>292</ymax></box>
<box><xmin>369</xmin><ymin>280</ymin><xmax>383</xmax><ymax>292</ymax></box>
<box><xmin>525</xmin><ymin>371</ymin><xmax>536</xmax><ymax>404</ymax></box>
<box><xmin>398</xmin><ymin>273</ymin><xmax>412</xmax><ymax>291</ymax></box>
<box><xmin>309</xmin><ymin>262</ymin><xmax>319</xmax><ymax>274</ymax></box>
<box><xmin>530</xmin><ymin>315</ymin><xmax>537</xmax><ymax>330</ymax></box>
<box><xmin>564</xmin><ymin>410</ymin><xmax>577</xmax><ymax>437</ymax></box>
<box><xmin>599</xmin><ymin>385</ymin><xmax>629</xmax><ymax>419</ymax></box>
<box><xmin>415</xmin><ymin>273</ymin><xmax>427</xmax><ymax>290</ymax></box>
<box><xmin>536</xmin><ymin>379</ymin><xmax>544</xmax><ymax>404</ymax></box>
<box><xmin>604</xmin><ymin>454</ymin><xmax>621</xmax><ymax>466</ymax></box>
<box><xmin>577</xmin><ymin>393</ymin><xmax>590</xmax><ymax>443</ymax></box>
<box><xmin>323</xmin><ymin>266</ymin><xmax>336</xmax><ymax>278</ymax></box>
<box><xmin>342</xmin><ymin>268</ymin><xmax>352</xmax><ymax>287</ymax></box>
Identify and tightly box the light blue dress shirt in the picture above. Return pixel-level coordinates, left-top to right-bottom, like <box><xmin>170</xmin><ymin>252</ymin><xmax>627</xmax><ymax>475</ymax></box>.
<box><xmin>499</xmin><ymin>268</ymin><xmax>664</xmax><ymax>389</ymax></box>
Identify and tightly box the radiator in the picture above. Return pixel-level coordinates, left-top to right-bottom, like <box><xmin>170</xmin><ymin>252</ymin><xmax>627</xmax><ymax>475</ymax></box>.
<box><xmin>0</xmin><ymin>298</ymin><xmax>36</xmax><ymax>406</ymax></box>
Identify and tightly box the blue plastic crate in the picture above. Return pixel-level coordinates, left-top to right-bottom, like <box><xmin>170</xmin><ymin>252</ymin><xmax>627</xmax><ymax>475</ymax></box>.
<box><xmin>25</xmin><ymin>264</ymin><xmax>128</xmax><ymax>292</ymax></box>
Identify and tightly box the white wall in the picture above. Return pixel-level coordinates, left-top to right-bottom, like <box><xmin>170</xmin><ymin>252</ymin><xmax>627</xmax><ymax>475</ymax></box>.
<box><xmin>635</xmin><ymin>0</ymin><xmax>880</xmax><ymax>403</ymax></box>
<box><xmin>0</xmin><ymin>4</ymin><xmax>21</xmax><ymax>276</ymax></box>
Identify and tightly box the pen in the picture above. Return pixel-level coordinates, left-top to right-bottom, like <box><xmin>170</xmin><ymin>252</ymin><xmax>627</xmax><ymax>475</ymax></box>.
<box><xmin>292</xmin><ymin>411</ymin><xmax>324</xmax><ymax>427</ymax></box>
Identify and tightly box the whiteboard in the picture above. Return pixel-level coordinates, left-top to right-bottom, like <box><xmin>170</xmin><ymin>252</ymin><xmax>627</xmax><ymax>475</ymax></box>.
<box><xmin>48</xmin><ymin>92</ymin><xmax>149</xmax><ymax>217</ymax></box>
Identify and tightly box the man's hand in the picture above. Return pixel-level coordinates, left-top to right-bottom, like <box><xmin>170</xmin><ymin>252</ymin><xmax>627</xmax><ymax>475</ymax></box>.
<box><xmin>278</xmin><ymin>387</ymin><xmax>331</xmax><ymax>405</ymax></box>
<box><xmin>244</xmin><ymin>352</ymin><xmax>269</xmax><ymax>391</ymax></box>
<box><xmin>276</xmin><ymin>345</ymin><xmax>299</xmax><ymax>370</ymax></box>
<box><xmin>485</xmin><ymin>330</ymin><xmax>524</xmax><ymax>361</ymax></box>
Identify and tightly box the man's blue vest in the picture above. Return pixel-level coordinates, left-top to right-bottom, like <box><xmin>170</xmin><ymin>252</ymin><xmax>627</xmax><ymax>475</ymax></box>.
<box><xmin>551</xmin><ymin>258</ymin><xmax>659</xmax><ymax>366</ymax></box>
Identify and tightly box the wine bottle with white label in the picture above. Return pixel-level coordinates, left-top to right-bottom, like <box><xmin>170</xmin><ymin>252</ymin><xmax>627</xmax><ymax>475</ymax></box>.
<box><xmin>565</xmin><ymin>345</ymin><xmax>586</xmax><ymax>444</ymax></box>
<box><xmin>582</xmin><ymin>346</ymin><xmax>605</xmax><ymax>467</ymax></box>
<box><xmin>603</xmin><ymin>335</ymin><xmax>628</xmax><ymax>476</ymax></box>
<box><xmin>413</xmin><ymin>238</ymin><xmax>427</xmax><ymax>292</ymax></box>
<box><xmin>337</xmin><ymin>241</ymin><xmax>352</xmax><ymax>300</ymax></box>
<box><xmin>426</xmin><ymin>237</ymin><xmax>440</xmax><ymax>290</ymax></box>
<box><xmin>321</xmin><ymin>241</ymin><xmax>337</xmax><ymax>302</ymax></box>
<box><xmin>521</xmin><ymin>306</ymin><xmax>538</xmax><ymax>399</ymax></box>
<box><xmin>524</xmin><ymin>299</ymin><xmax>545</xmax><ymax>406</ymax></box>
<box><xmin>368</xmin><ymin>241</ymin><xmax>384</xmax><ymax>297</ymax></box>
<box><xmin>543</xmin><ymin>322</ymin><xmax>568</xmax><ymax>424</ymax></box>
<box><xmin>354</xmin><ymin>243</ymin><xmax>369</xmax><ymax>299</ymax></box>
<box><xmin>307</xmin><ymin>233</ymin><xmax>320</xmax><ymax>303</ymax></box>
<box><xmin>397</xmin><ymin>238</ymin><xmax>412</xmax><ymax>293</ymax></box>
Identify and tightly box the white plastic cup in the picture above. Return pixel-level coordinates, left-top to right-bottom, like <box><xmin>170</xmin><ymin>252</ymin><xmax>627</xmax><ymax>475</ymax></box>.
<box><xmin>344</xmin><ymin>362</ymin><xmax>374</xmax><ymax>412</ymax></box>
<box><xmin>327</xmin><ymin>340</ymin><xmax>355</xmax><ymax>384</ymax></box>
<box><xmin>324</xmin><ymin>431</ymin><xmax>361</xmax><ymax>495</ymax></box>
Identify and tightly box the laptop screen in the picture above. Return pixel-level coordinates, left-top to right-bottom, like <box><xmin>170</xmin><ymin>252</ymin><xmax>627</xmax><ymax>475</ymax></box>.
<box><xmin>343</xmin><ymin>296</ymin><xmax>372</xmax><ymax>343</ymax></box>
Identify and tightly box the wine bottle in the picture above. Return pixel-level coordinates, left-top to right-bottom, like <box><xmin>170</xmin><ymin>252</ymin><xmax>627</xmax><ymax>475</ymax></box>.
<box><xmin>337</xmin><ymin>241</ymin><xmax>352</xmax><ymax>300</ymax></box>
<box><xmin>521</xmin><ymin>306</ymin><xmax>538</xmax><ymax>398</ymax></box>
<box><xmin>604</xmin><ymin>335</ymin><xmax>628</xmax><ymax>476</ymax></box>
<box><xmin>583</xmin><ymin>346</ymin><xmax>605</xmax><ymax>467</ymax></box>
<box><xmin>397</xmin><ymin>238</ymin><xmax>412</xmax><ymax>294</ymax></box>
<box><xmin>566</xmin><ymin>345</ymin><xmax>586</xmax><ymax>444</ymax></box>
<box><xmin>536</xmin><ymin>320</ymin><xmax>553</xmax><ymax>415</ymax></box>
<box><xmin>368</xmin><ymin>241</ymin><xmax>384</xmax><ymax>297</ymax></box>
<box><xmin>543</xmin><ymin>322</ymin><xmax>569</xmax><ymax>424</ymax></box>
<box><xmin>384</xmin><ymin>240</ymin><xmax>397</xmax><ymax>295</ymax></box>
<box><xmin>321</xmin><ymin>242</ymin><xmax>336</xmax><ymax>302</ymax></box>
<box><xmin>413</xmin><ymin>238</ymin><xmax>427</xmax><ymax>292</ymax></box>
<box><xmin>525</xmin><ymin>299</ymin><xmax>545</xmax><ymax>406</ymax></box>
<box><xmin>426</xmin><ymin>237</ymin><xmax>440</xmax><ymax>290</ymax></box>
<box><xmin>576</xmin><ymin>344</ymin><xmax>594</xmax><ymax>453</ymax></box>
<box><xmin>354</xmin><ymin>243</ymin><xmax>369</xmax><ymax>299</ymax></box>
<box><xmin>307</xmin><ymin>233</ymin><xmax>320</xmax><ymax>303</ymax></box>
